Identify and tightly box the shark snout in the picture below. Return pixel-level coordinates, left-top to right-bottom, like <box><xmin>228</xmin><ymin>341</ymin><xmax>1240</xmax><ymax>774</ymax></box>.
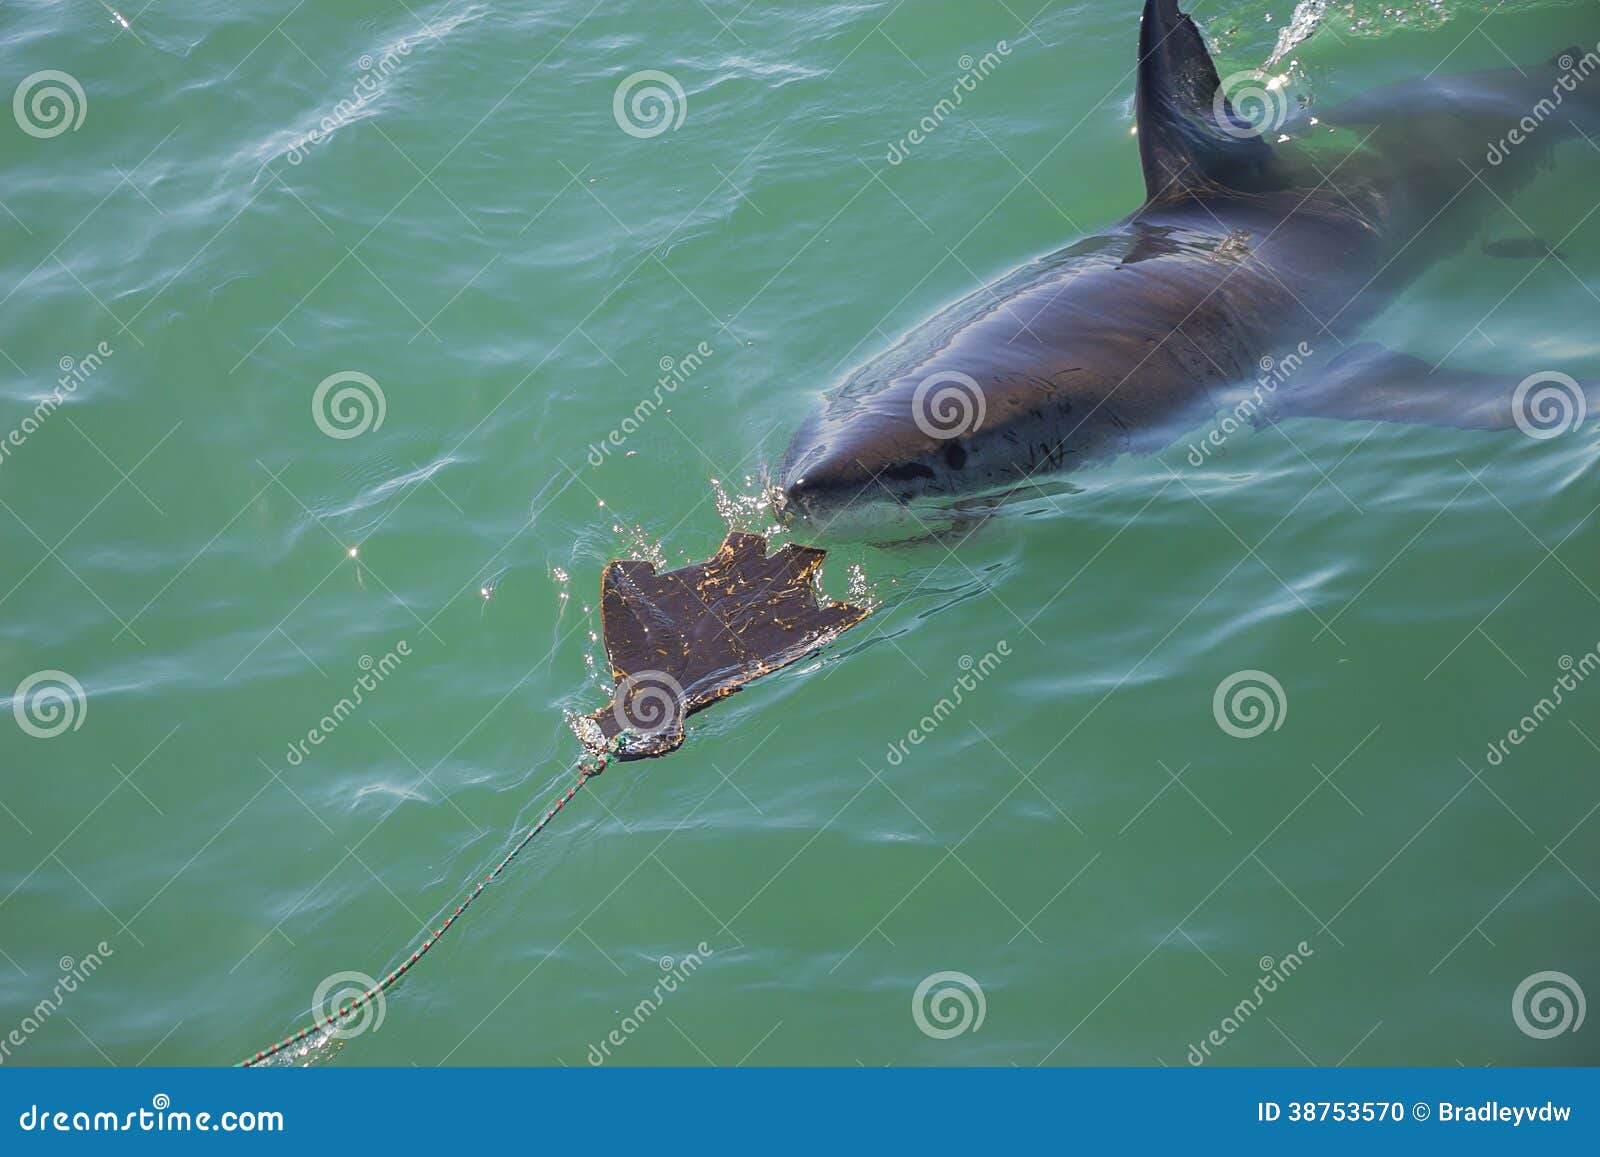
<box><xmin>778</xmin><ymin>448</ymin><xmax>886</xmax><ymax>524</ymax></box>
<box><xmin>779</xmin><ymin>367</ymin><xmax>1009</xmax><ymax>534</ymax></box>
<box><xmin>778</xmin><ymin>420</ymin><xmax>956</xmax><ymax>537</ymax></box>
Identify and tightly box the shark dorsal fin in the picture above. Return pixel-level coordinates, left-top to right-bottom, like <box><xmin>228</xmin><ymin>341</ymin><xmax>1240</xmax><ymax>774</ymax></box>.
<box><xmin>1136</xmin><ymin>0</ymin><xmax>1274</xmax><ymax>202</ymax></box>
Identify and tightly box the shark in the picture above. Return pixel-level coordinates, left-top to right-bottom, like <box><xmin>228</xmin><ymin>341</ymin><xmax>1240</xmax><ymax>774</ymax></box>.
<box><xmin>778</xmin><ymin>0</ymin><xmax>1600</xmax><ymax>537</ymax></box>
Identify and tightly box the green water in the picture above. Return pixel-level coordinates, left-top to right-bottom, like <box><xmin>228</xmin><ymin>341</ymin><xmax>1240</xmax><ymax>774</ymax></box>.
<box><xmin>3</xmin><ymin>0</ymin><xmax>1598</xmax><ymax>1067</ymax></box>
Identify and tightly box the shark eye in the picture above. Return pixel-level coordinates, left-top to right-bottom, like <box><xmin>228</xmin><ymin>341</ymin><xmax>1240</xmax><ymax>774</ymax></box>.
<box><xmin>942</xmin><ymin>442</ymin><xmax>968</xmax><ymax>470</ymax></box>
<box><xmin>880</xmin><ymin>461</ymin><xmax>936</xmax><ymax>483</ymax></box>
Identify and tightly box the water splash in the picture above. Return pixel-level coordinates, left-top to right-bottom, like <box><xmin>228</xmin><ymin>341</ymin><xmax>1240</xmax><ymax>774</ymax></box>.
<box><xmin>612</xmin><ymin>522</ymin><xmax>667</xmax><ymax>570</ymax></box>
<box><xmin>565</xmin><ymin>709</ymin><xmax>605</xmax><ymax>751</ymax></box>
<box><xmin>841</xmin><ymin>562</ymin><xmax>881</xmax><ymax>612</ymax></box>
<box><xmin>1265</xmin><ymin>0</ymin><xmax>1328</xmax><ymax>67</ymax></box>
<box><xmin>1252</xmin><ymin>0</ymin><xmax>1575</xmax><ymax>67</ymax></box>
<box><xmin>711</xmin><ymin>471</ymin><xmax>787</xmax><ymax>540</ymax></box>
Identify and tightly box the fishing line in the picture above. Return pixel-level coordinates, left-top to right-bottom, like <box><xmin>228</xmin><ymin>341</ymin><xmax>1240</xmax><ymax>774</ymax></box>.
<box><xmin>238</xmin><ymin>750</ymin><xmax>608</xmax><ymax>1067</ymax></box>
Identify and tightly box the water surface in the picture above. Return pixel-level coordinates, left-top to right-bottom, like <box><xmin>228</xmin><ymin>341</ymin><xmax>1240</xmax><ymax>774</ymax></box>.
<box><xmin>1</xmin><ymin>0</ymin><xmax>1597</xmax><ymax>1066</ymax></box>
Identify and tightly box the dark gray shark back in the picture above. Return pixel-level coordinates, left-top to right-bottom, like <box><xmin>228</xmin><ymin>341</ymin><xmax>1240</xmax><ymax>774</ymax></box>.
<box><xmin>786</xmin><ymin>195</ymin><xmax>1371</xmax><ymax>483</ymax></box>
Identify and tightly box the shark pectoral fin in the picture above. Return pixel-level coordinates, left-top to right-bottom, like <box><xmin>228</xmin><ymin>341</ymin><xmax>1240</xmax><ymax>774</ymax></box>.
<box><xmin>1135</xmin><ymin>0</ymin><xmax>1277</xmax><ymax>202</ymax></box>
<box><xmin>1278</xmin><ymin>344</ymin><xmax>1595</xmax><ymax>433</ymax></box>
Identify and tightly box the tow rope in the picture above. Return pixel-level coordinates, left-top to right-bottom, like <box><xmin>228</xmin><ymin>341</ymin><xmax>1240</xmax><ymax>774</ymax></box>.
<box><xmin>238</xmin><ymin>753</ymin><xmax>605</xmax><ymax>1066</ymax></box>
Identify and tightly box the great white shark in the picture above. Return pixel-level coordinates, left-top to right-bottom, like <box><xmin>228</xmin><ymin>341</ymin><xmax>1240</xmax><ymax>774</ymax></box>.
<box><xmin>778</xmin><ymin>0</ymin><xmax>1600</xmax><ymax>536</ymax></box>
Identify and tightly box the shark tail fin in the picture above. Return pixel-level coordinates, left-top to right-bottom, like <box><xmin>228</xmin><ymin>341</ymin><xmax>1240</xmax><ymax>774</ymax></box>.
<box><xmin>1136</xmin><ymin>0</ymin><xmax>1278</xmax><ymax>203</ymax></box>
